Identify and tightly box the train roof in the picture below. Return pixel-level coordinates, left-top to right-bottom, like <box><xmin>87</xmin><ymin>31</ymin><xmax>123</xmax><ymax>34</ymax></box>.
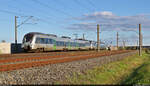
<box><xmin>75</xmin><ymin>38</ymin><xmax>89</xmax><ymax>41</ymax></box>
<box><xmin>26</xmin><ymin>32</ymin><xmax>57</xmax><ymax>37</ymax></box>
<box><xmin>25</xmin><ymin>32</ymin><xmax>98</xmax><ymax>43</ymax></box>
<box><xmin>61</xmin><ymin>36</ymin><xmax>71</xmax><ymax>39</ymax></box>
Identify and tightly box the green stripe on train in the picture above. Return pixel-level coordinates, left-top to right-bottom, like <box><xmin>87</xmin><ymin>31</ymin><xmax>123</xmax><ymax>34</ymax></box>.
<box><xmin>53</xmin><ymin>40</ymin><xmax>56</xmax><ymax>50</ymax></box>
<box><xmin>69</xmin><ymin>44</ymin><xmax>71</xmax><ymax>50</ymax></box>
<box><xmin>76</xmin><ymin>43</ymin><xmax>79</xmax><ymax>49</ymax></box>
<box><xmin>67</xmin><ymin>42</ymin><xmax>71</xmax><ymax>50</ymax></box>
<box><xmin>53</xmin><ymin>45</ymin><xmax>56</xmax><ymax>50</ymax></box>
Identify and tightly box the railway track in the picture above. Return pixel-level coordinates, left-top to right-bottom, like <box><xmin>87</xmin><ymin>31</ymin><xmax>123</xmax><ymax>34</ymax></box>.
<box><xmin>0</xmin><ymin>50</ymin><xmax>105</xmax><ymax>59</ymax></box>
<box><xmin>0</xmin><ymin>50</ymin><xmax>133</xmax><ymax>72</ymax></box>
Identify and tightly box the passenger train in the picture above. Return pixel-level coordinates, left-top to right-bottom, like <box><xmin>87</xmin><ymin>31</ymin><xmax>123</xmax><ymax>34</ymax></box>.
<box><xmin>21</xmin><ymin>32</ymin><xmax>107</xmax><ymax>52</ymax></box>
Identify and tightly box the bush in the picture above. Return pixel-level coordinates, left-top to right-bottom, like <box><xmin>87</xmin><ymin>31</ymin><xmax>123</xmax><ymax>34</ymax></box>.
<box><xmin>145</xmin><ymin>49</ymin><xmax>150</xmax><ymax>54</ymax></box>
<box><xmin>124</xmin><ymin>47</ymin><xmax>138</xmax><ymax>50</ymax></box>
<box><xmin>118</xmin><ymin>47</ymin><xmax>125</xmax><ymax>50</ymax></box>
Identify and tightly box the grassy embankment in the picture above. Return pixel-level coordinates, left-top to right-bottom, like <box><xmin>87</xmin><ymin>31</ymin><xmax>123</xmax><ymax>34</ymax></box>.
<box><xmin>57</xmin><ymin>50</ymin><xmax>150</xmax><ymax>85</ymax></box>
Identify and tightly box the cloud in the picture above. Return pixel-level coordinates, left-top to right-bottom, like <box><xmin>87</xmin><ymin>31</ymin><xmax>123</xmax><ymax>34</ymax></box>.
<box><xmin>84</xmin><ymin>11</ymin><xmax>114</xmax><ymax>16</ymax></box>
<box><xmin>68</xmin><ymin>11</ymin><xmax>150</xmax><ymax>31</ymax></box>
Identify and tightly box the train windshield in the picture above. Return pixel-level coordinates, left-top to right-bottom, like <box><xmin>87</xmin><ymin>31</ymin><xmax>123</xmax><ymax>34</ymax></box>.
<box><xmin>23</xmin><ymin>34</ymin><xmax>33</xmax><ymax>43</ymax></box>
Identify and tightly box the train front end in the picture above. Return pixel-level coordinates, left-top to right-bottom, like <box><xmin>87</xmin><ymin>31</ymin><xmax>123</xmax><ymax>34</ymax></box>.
<box><xmin>22</xmin><ymin>33</ymin><xmax>34</xmax><ymax>51</ymax></box>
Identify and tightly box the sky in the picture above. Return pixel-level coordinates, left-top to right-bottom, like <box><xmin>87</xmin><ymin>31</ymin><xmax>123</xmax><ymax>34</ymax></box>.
<box><xmin>0</xmin><ymin>0</ymin><xmax>150</xmax><ymax>46</ymax></box>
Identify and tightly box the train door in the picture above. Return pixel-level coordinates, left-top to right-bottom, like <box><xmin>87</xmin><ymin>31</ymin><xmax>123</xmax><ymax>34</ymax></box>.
<box><xmin>46</xmin><ymin>38</ymin><xmax>54</xmax><ymax>51</ymax></box>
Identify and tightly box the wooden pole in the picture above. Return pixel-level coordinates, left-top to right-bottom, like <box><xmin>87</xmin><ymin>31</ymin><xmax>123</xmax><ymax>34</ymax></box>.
<box><xmin>97</xmin><ymin>24</ymin><xmax>100</xmax><ymax>51</ymax></box>
<box><xmin>117</xmin><ymin>32</ymin><xmax>119</xmax><ymax>49</ymax></box>
<box><xmin>139</xmin><ymin>24</ymin><xmax>142</xmax><ymax>56</ymax></box>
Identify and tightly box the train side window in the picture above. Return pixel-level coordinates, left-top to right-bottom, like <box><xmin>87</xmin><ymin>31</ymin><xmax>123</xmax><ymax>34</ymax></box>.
<box><xmin>71</xmin><ymin>42</ymin><xmax>72</xmax><ymax>46</ymax></box>
<box><xmin>74</xmin><ymin>43</ymin><xmax>76</xmax><ymax>46</ymax></box>
<box><xmin>80</xmin><ymin>43</ymin><xmax>82</xmax><ymax>47</ymax></box>
<box><xmin>80</xmin><ymin>43</ymin><xmax>83</xmax><ymax>47</ymax></box>
<box><xmin>64</xmin><ymin>42</ymin><xmax>66</xmax><ymax>46</ymax></box>
<box><xmin>52</xmin><ymin>39</ymin><xmax>54</xmax><ymax>44</ymax></box>
<box><xmin>51</xmin><ymin>39</ymin><xmax>53</xmax><ymax>44</ymax></box>
<box><xmin>70</xmin><ymin>42</ymin><xmax>72</xmax><ymax>46</ymax></box>
<box><xmin>60</xmin><ymin>41</ymin><xmax>63</xmax><ymax>46</ymax></box>
<box><xmin>65</xmin><ymin>42</ymin><xmax>68</xmax><ymax>46</ymax></box>
<box><xmin>78</xmin><ymin>43</ymin><xmax>80</xmax><ymax>47</ymax></box>
<box><xmin>45</xmin><ymin>38</ymin><xmax>49</xmax><ymax>44</ymax></box>
<box><xmin>51</xmin><ymin>39</ymin><xmax>54</xmax><ymax>44</ymax></box>
<box><xmin>74</xmin><ymin>42</ymin><xmax>76</xmax><ymax>47</ymax></box>
<box><xmin>35</xmin><ymin>37</ymin><xmax>41</xmax><ymax>43</ymax></box>
<box><xmin>47</xmin><ymin>39</ymin><xmax>50</xmax><ymax>44</ymax></box>
<box><xmin>60</xmin><ymin>41</ymin><xmax>64</xmax><ymax>46</ymax></box>
<box><xmin>45</xmin><ymin>38</ymin><xmax>48</xmax><ymax>44</ymax></box>
<box><xmin>59</xmin><ymin>41</ymin><xmax>62</xmax><ymax>46</ymax></box>
<box><xmin>72</xmin><ymin>42</ymin><xmax>74</xmax><ymax>46</ymax></box>
<box><xmin>57</xmin><ymin>41</ymin><xmax>60</xmax><ymax>46</ymax></box>
<box><xmin>66</xmin><ymin>42</ymin><xmax>69</xmax><ymax>46</ymax></box>
<box><xmin>81</xmin><ymin>43</ymin><xmax>84</xmax><ymax>47</ymax></box>
<box><xmin>56</xmin><ymin>41</ymin><xmax>59</xmax><ymax>46</ymax></box>
<box><xmin>47</xmin><ymin>39</ymin><xmax>53</xmax><ymax>44</ymax></box>
<box><xmin>77</xmin><ymin>43</ymin><xmax>79</xmax><ymax>46</ymax></box>
<box><xmin>63</xmin><ymin>42</ymin><xmax>65</xmax><ymax>46</ymax></box>
<box><xmin>58</xmin><ymin>41</ymin><xmax>61</xmax><ymax>46</ymax></box>
<box><xmin>40</xmin><ymin>38</ymin><xmax>45</xmax><ymax>44</ymax></box>
<box><xmin>81</xmin><ymin>43</ymin><xmax>83</xmax><ymax>47</ymax></box>
<box><xmin>68</xmin><ymin>42</ymin><xmax>70</xmax><ymax>46</ymax></box>
<box><xmin>59</xmin><ymin>41</ymin><xmax>61</xmax><ymax>46</ymax></box>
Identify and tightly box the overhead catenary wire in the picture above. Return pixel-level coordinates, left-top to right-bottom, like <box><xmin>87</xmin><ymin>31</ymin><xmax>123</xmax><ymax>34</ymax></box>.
<box><xmin>0</xmin><ymin>9</ymin><xmax>25</xmax><ymax>16</ymax></box>
<box><xmin>2</xmin><ymin>1</ymin><xmax>70</xmax><ymax>26</ymax></box>
<box><xmin>73</xmin><ymin>0</ymin><xmax>93</xmax><ymax>12</ymax></box>
<box><xmin>0</xmin><ymin>9</ymin><xmax>65</xmax><ymax>27</ymax></box>
<box><xmin>0</xmin><ymin>9</ymin><xmax>71</xmax><ymax>40</ymax></box>
<box><xmin>2</xmin><ymin>0</ymin><xmax>144</xmax><ymax>43</ymax></box>
<box><xmin>86</xmin><ymin>0</ymin><xmax>98</xmax><ymax>11</ymax></box>
<box><xmin>10</xmin><ymin>0</ymin><xmax>99</xmax><ymax>27</ymax></box>
<box><xmin>31</xmin><ymin>0</ymin><xmax>74</xmax><ymax>18</ymax></box>
<box><xmin>51</xmin><ymin>0</ymin><xmax>74</xmax><ymax>12</ymax></box>
<box><xmin>23</xmin><ymin>1</ymin><xmax>73</xmax><ymax>25</ymax></box>
<box><xmin>17</xmin><ymin>16</ymin><xmax>33</xmax><ymax>28</ymax></box>
<box><xmin>12</xmin><ymin>0</ymin><xmax>62</xmax><ymax>20</ymax></box>
<box><xmin>52</xmin><ymin>0</ymin><xmax>87</xmax><ymax>16</ymax></box>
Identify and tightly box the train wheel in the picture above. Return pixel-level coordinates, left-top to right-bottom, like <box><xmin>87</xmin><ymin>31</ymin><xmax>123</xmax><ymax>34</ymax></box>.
<box><xmin>24</xmin><ymin>49</ymin><xmax>28</xmax><ymax>53</ymax></box>
<box><xmin>63</xmin><ymin>48</ymin><xmax>68</xmax><ymax>52</ymax></box>
<box><xmin>89</xmin><ymin>48</ymin><xmax>91</xmax><ymax>50</ymax></box>
<box><xmin>35</xmin><ymin>48</ymin><xmax>41</xmax><ymax>53</ymax></box>
<box><xmin>78</xmin><ymin>48</ymin><xmax>81</xmax><ymax>51</ymax></box>
<box><xmin>42</xmin><ymin>48</ymin><xmax>45</xmax><ymax>52</ymax></box>
<box><xmin>63</xmin><ymin>48</ymin><xmax>66</xmax><ymax>51</ymax></box>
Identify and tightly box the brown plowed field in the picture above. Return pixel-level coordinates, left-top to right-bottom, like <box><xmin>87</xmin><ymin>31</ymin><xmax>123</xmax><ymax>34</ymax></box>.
<box><xmin>0</xmin><ymin>50</ymin><xmax>133</xmax><ymax>72</ymax></box>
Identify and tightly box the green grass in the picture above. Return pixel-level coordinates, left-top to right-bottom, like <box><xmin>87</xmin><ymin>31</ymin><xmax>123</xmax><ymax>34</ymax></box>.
<box><xmin>56</xmin><ymin>51</ymin><xmax>150</xmax><ymax>85</ymax></box>
<box><xmin>122</xmin><ymin>55</ymin><xmax>150</xmax><ymax>84</ymax></box>
<box><xmin>121</xmin><ymin>62</ymin><xmax>150</xmax><ymax>84</ymax></box>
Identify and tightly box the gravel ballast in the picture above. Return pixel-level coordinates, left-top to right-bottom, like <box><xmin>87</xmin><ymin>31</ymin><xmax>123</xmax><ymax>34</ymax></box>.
<box><xmin>0</xmin><ymin>51</ymin><xmax>137</xmax><ymax>84</ymax></box>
